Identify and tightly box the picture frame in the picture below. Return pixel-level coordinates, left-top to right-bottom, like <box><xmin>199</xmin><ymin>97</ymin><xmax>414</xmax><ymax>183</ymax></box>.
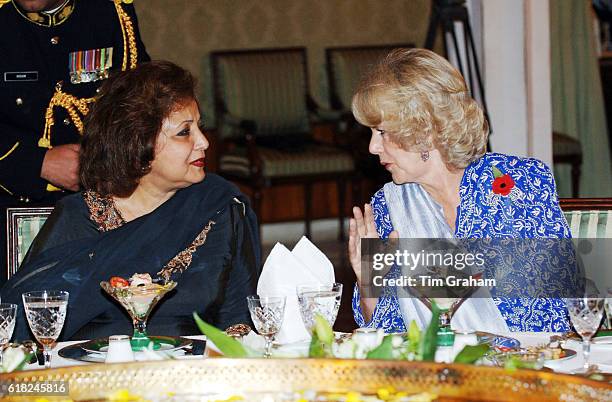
<box><xmin>6</xmin><ymin>206</ymin><xmax>53</xmax><ymax>280</ymax></box>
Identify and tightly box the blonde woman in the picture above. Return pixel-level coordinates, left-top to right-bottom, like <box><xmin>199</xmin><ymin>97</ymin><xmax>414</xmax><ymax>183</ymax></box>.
<box><xmin>349</xmin><ymin>48</ymin><xmax>574</xmax><ymax>333</ymax></box>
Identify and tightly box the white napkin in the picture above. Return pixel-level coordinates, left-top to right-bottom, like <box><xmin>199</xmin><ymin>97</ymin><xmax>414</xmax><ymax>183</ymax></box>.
<box><xmin>257</xmin><ymin>236</ymin><xmax>335</xmax><ymax>344</ymax></box>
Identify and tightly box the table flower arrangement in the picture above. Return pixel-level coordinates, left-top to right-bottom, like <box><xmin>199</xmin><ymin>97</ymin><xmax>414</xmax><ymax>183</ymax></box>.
<box><xmin>193</xmin><ymin>303</ymin><xmax>489</xmax><ymax>365</ymax></box>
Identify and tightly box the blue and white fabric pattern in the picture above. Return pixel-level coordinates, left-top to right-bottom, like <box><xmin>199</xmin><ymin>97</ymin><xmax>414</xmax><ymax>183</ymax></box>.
<box><xmin>352</xmin><ymin>153</ymin><xmax>572</xmax><ymax>332</ymax></box>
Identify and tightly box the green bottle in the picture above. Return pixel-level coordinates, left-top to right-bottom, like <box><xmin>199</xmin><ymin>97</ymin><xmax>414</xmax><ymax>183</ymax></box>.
<box><xmin>436</xmin><ymin>309</ymin><xmax>455</xmax><ymax>347</ymax></box>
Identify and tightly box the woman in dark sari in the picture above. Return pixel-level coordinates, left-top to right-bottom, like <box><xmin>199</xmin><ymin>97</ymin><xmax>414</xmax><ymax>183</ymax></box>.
<box><xmin>2</xmin><ymin>61</ymin><xmax>261</xmax><ymax>341</ymax></box>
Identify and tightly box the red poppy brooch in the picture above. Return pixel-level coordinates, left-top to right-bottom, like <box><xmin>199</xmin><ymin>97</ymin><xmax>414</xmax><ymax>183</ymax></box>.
<box><xmin>491</xmin><ymin>166</ymin><xmax>515</xmax><ymax>196</ymax></box>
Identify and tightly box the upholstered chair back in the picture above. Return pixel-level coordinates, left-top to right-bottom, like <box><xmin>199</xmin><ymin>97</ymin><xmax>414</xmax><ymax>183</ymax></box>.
<box><xmin>212</xmin><ymin>48</ymin><xmax>310</xmax><ymax>139</ymax></box>
<box><xmin>560</xmin><ymin>199</ymin><xmax>612</xmax><ymax>238</ymax></box>
<box><xmin>326</xmin><ymin>44</ymin><xmax>413</xmax><ymax>112</ymax></box>
<box><xmin>563</xmin><ymin>209</ymin><xmax>612</xmax><ymax>238</ymax></box>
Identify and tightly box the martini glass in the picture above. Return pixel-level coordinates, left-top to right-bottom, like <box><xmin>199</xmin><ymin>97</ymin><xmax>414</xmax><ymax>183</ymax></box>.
<box><xmin>100</xmin><ymin>280</ymin><xmax>176</xmax><ymax>351</ymax></box>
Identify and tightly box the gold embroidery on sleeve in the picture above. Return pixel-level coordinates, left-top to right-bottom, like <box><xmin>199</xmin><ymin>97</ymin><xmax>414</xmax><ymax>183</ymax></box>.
<box><xmin>157</xmin><ymin>220</ymin><xmax>216</xmax><ymax>282</ymax></box>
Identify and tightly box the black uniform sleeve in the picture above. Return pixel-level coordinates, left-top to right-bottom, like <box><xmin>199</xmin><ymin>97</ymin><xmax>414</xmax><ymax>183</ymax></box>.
<box><xmin>123</xmin><ymin>1</ymin><xmax>150</xmax><ymax>63</ymax></box>
<box><xmin>0</xmin><ymin>122</ymin><xmax>48</xmax><ymax>199</ymax></box>
<box><xmin>214</xmin><ymin>202</ymin><xmax>261</xmax><ymax>330</ymax></box>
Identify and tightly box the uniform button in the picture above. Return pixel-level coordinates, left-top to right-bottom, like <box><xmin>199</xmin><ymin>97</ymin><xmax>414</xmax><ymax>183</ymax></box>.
<box><xmin>50</xmin><ymin>36</ymin><xmax>59</xmax><ymax>45</ymax></box>
<box><xmin>96</xmin><ymin>88</ymin><xmax>101</xmax><ymax>93</ymax></box>
<box><xmin>63</xmin><ymin>118</ymin><xmax>71</xmax><ymax>126</ymax></box>
<box><xmin>15</xmin><ymin>98</ymin><xmax>23</xmax><ymax>106</ymax></box>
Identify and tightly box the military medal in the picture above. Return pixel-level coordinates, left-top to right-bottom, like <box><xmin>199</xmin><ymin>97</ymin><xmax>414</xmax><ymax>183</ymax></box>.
<box><xmin>68</xmin><ymin>47</ymin><xmax>113</xmax><ymax>84</ymax></box>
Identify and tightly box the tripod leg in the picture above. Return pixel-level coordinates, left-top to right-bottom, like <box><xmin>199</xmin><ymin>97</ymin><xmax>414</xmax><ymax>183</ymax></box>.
<box><xmin>465</xmin><ymin>21</ymin><xmax>489</xmax><ymax>121</ymax></box>
<box><xmin>425</xmin><ymin>9</ymin><xmax>440</xmax><ymax>50</ymax></box>
<box><xmin>462</xmin><ymin>22</ymin><xmax>475</xmax><ymax>94</ymax></box>
<box><xmin>449</xmin><ymin>25</ymin><xmax>465</xmax><ymax>78</ymax></box>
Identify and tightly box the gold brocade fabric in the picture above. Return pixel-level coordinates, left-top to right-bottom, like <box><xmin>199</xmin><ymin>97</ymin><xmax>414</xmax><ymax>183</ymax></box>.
<box><xmin>157</xmin><ymin>220</ymin><xmax>216</xmax><ymax>282</ymax></box>
<box><xmin>83</xmin><ymin>191</ymin><xmax>125</xmax><ymax>232</ymax></box>
<box><xmin>83</xmin><ymin>190</ymin><xmax>215</xmax><ymax>280</ymax></box>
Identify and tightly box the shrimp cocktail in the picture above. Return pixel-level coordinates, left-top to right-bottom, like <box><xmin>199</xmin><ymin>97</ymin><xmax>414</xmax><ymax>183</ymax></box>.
<box><xmin>101</xmin><ymin>273</ymin><xmax>176</xmax><ymax>351</ymax></box>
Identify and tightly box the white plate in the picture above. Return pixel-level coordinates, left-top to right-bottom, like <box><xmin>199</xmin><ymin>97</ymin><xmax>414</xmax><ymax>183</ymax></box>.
<box><xmin>592</xmin><ymin>336</ymin><xmax>612</xmax><ymax>344</ymax></box>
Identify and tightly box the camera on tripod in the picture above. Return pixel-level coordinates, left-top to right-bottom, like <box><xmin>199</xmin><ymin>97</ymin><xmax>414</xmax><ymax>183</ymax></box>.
<box><xmin>425</xmin><ymin>0</ymin><xmax>491</xmax><ymax>141</ymax></box>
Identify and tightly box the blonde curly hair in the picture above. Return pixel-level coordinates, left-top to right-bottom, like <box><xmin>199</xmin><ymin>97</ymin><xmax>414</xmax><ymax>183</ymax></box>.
<box><xmin>351</xmin><ymin>48</ymin><xmax>488</xmax><ymax>169</ymax></box>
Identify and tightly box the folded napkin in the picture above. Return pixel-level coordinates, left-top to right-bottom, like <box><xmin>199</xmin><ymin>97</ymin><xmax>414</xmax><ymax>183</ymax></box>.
<box><xmin>257</xmin><ymin>236</ymin><xmax>335</xmax><ymax>344</ymax></box>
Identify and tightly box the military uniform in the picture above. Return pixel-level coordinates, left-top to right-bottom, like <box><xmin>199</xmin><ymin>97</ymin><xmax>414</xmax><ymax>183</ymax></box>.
<box><xmin>0</xmin><ymin>0</ymin><xmax>149</xmax><ymax>282</ymax></box>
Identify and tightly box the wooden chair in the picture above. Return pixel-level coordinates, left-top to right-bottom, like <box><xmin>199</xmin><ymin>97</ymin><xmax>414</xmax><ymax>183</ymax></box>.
<box><xmin>5</xmin><ymin>206</ymin><xmax>53</xmax><ymax>280</ymax></box>
<box><xmin>325</xmin><ymin>44</ymin><xmax>414</xmax><ymax>201</ymax></box>
<box><xmin>211</xmin><ymin>48</ymin><xmax>356</xmax><ymax>240</ymax></box>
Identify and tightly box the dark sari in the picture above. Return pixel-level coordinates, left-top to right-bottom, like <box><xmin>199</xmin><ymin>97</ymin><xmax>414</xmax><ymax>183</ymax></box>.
<box><xmin>1</xmin><ymin>174</ymin><xmax>261</xmax><ymax>341</ymax></box>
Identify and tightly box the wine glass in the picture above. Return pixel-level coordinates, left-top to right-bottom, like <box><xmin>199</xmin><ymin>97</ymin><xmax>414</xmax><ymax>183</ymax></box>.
<box><xmin>296</xmin><ymin>283</ymin><xmax>343</xmax><ymax>334</ymax></box>
<box><xmin>246</xmin><ymin>295</ymin><xmax>286</xmax><ymax>358</ymax></box>
<box><xmin>566</xmin><ymin>297</ymin><xmax>606</xmax><ymax>373</ymax></box>
<box><xmin>0</xmin><ymin>303</ymin><xmax>17</xmax><ymax>366</ymax></box>
<box><xmin>100</xmin><ymin>280</ymin><xmax>176</xmax><ymax>351</ymax></box>
<box><xmin>22</xmin><ymin>291</ymin><xmax>69</xmax><ymax>369</ymax></box>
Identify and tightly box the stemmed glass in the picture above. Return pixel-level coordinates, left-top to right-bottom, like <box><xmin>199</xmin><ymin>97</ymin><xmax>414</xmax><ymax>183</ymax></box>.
<box><xmin>0</xmin><ymin>304</ymin><xmax>17</xmax><ymax>366</ymax></box>
<box><xmin>605</xmin><ymin>288</ymin><xmax>612</xmax><ymax>329</ymax></box>
<box><xmin>100</xmin><ymin>280</ymin><xmax>176</xmax><ymax>351</ymax></box>
<box><xmin>22</xmin><ymin>291</ymin><xmax>69</xmax><ymax>369</ymax></box>
<box><xmin>566</xmin><ymin>297</ymin><xmax>606</xmax><ymax>373</ymax></box>
<box><xmin>296</xmin><ymin>283</ymin><xmax>343</xmax><ymax>334</ymax></box>
<box><xmin>246</xmin><ymin>295</ymin><xmax>286</xmax><ymax>358</ymax></box>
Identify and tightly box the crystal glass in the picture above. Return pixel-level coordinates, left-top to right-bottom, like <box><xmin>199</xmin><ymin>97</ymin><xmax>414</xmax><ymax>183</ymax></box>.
<box><xmin>100</xmin><ymin>280</ymin><xmax>176</xmax><ymax>351</ymax></box>
<box><xmin>22</xmin><ymin>291</ymin><xmax>69</xmax><ymax>369</ymax></box>
<box><xmin>0</xmin><ymin>303</ymin><xmax>17</xmax><ymax>366</ymax></box>
<box><xmin>566</xmin><ymin>297</ymin><xmax>605</xmax><ymax>373</ymax></box>
<box><xmin>297</xmin><ymin>283</ymin><xmax>343</xmax><ymax>334</ymax></box>
<box><xmin>246</xmin><ymin>295</ymin><xmax>286</xmax><ymax>358</ymax></box>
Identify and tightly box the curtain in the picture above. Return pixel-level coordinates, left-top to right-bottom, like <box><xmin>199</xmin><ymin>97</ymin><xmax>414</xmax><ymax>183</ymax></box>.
<box><xmin>550</xmin><ymin>0</ymin><xmax>612</xmax><ymax>197</ymax></box>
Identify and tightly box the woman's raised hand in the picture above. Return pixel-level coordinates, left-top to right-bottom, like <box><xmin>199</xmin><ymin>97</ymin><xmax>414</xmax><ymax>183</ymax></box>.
<box><xmin>347</xmin><ymin>204</ymin><xmax>377</xmax><ymax>285</ymax></box>
<box><xmin>349</xmin><ymin>204</ymin><xmax>399</xmax><ymax>287</ymax></box>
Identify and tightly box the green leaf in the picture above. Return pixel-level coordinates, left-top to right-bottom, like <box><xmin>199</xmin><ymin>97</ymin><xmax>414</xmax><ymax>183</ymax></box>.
<box><xmin>492</xmin><ymin>166</ymin><xmax>503</xmax><ymax>178</ymax></box>
<box><xmin>503</xmin><ymin>355</ymin><xmax>538</xmax><ymax>371</ymax></box>
<box><xmin>193</xmin><ymin>312</ymin><xmax>249</xmax><ymax>358</ymax></box>
<box><xmin>309</xmin><ymin>314</ymin><xmax>334</xmax><ymax>358</ymax></box>
<box><xmin>313</xmin><ymin>313</ymin><xmax>334</xmax><ymax>344</ymax></box>
<box><xmin>366</xmin><ymin>336</ymin><xmax>395</xmax><ymax>360</ymax></box>
<box><xmin>453</xmin><ymin>344</ymin><xmax>489</xmax><ymax>364</ymax></box>
<box><xmin>309</xmin><ymin>332</ymin><xmax>326</xmax><ymax>358</ymax></box>
<box><xmin>419</xmin><ymin>301</ymin><xmax>440</xmax><ymax>361</ymax></box>
<box><xmin>407</xmin><ymin>320</ymin><xmax>421</xmax><ymax>353</ymax></box>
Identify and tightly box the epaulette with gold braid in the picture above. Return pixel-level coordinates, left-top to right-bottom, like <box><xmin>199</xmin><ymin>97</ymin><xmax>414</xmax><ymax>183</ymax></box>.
<box><xmin>0</xmin><ymin>0</ymin><xmax>11</xmax><ymax>9</ymax></box>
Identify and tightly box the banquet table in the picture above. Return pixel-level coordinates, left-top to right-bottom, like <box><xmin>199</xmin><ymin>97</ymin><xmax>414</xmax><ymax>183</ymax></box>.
<box><xmin>15</xmin><ymin>332</ymin><xmax>612</xmax><ymax>375</ymax></box>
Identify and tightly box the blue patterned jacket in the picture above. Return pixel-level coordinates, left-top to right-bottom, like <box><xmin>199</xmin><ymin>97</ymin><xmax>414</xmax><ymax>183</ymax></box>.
<box><xmin>352</xmin><ymin>153</ymin><xmax>572</xmax><ymax>332</ymax></box>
